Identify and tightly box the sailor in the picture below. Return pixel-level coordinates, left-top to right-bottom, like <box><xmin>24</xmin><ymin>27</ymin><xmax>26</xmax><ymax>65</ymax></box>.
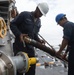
<box><xmin>55</xmin><ymin>13</ymin><xmax>74</xmax><ymax>75</ymax></box>
<box><xmin>10</xmin><ymin>2</ymin><xmax>49</xmax><ymax>75</ymax></box>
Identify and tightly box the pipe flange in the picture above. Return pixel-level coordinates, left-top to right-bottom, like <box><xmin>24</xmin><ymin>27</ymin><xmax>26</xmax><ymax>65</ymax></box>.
<box><xmin>0</xmin><ymin>51</ymin><xmax>16</xmax><ymax>75</ymax></box>
<box><xmin>17</xmin><ymin>52</ymin><xmax>30</xmax><ymax>73</ymax></box>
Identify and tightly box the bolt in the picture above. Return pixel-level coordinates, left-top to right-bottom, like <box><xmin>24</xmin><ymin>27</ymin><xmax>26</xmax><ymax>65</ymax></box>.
<box><xmin>7</xmin><ymin>63</ymin><xmax>13</xmax><ymax>69</ymax></box>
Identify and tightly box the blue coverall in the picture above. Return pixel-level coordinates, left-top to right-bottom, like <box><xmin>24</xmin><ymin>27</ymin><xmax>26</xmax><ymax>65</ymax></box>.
<box><xmin>10</xmin><ymin>11</ymin><xmax>41</xmax><ymax>75</ymax></box>
<box><xmin>63</xmin><ymin>21</ymin><xmax>74</xmax><ymax>75</ymax></box>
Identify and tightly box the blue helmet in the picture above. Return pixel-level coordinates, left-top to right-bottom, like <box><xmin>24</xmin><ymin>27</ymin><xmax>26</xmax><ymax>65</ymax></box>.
<box><xmin>55</xmin><ymin>13</ymin><xmax>66</xmax><ymax>23</ymax></box>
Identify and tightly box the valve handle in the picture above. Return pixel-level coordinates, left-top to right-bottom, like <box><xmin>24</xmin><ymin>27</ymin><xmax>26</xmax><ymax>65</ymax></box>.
<box><xmin>0</xmin><ymin>17</ymin><xmax>7</xmax><ymax>38</ymax></box>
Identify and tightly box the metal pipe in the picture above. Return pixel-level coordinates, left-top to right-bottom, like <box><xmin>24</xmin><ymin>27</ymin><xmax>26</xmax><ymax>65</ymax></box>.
<box><xmin>11</xmin><ymin>56</ymin><xmax>25</xmax><ymax>70</ymax></box>
<box><xmin>24</xmin><ymin>37</ymin><xmax>68</xmax><ymax>63</ymax></box>
<box><xmin>0</xmin><ymin>51</ymin><xmax>38</xmax><ymax>75</ymax></box>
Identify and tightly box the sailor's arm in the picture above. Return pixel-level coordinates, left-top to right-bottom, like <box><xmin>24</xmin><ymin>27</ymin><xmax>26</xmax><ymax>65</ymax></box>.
<box><xmin>57</xmin><ymin>38</ymin><xmax>68</xmax><ymax>55</ymax></box>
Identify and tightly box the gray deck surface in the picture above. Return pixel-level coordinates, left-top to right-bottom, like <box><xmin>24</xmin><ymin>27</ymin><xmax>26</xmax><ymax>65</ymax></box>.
<box><xmin>35</xmin><ymin>49</ymin><xmax>67</xmax><ymax>75</ymax></box>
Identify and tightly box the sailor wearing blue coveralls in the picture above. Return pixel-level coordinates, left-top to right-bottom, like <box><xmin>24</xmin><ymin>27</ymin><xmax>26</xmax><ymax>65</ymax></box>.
<box><xmin>55</xmin><ymin>13</ymin><xmax>74</xmax><ymax>75</ymax></box>
<box><xmin>10</xmin><ymin>2</ymin><xmax>49</xmax><ymax>75</ymax></box>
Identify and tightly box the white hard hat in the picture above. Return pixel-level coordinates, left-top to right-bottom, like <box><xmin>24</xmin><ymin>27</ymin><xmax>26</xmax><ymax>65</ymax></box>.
<box><xmin>37</xmin><ymin>2</ymin><xmax>49</xmax><ymax>16</ymax></box>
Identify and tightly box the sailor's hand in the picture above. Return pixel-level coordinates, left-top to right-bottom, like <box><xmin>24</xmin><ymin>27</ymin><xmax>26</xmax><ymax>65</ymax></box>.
<box><xmin>56</xmin><ymin>50</ymin><xmax>61</xmax><ymax>56</ymax></box>
<box><xmin>20</xmin><ymin>34</ymin><xmax>28</xmax><ymax>42</ymax></box>
<box><xmin>62</xmin><ymin>53</ymin><xmax>67</xmax><ymax>59</ymax></box>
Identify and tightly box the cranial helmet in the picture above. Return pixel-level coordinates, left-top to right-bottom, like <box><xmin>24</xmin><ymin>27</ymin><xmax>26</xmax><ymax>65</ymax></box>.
<box><xmin>37</xmin><ymin>2</ymin><xmax>49</xmax><ymax>16</ymax></box>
